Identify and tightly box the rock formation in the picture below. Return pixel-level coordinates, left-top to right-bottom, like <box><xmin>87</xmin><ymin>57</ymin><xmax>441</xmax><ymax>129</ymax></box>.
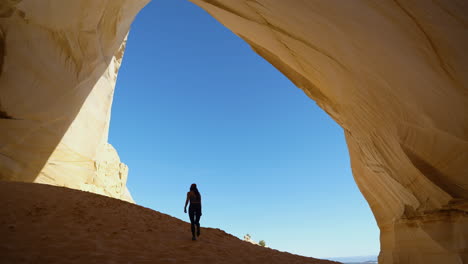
<box><xmin>0</xmin><ymin>0</ymin><xmax>467</xmax><ymax>263</ymax></box>
<box><xmin>188</xmin><ymin>1</ymin><xmax>468</xmax><ymax>263</ymax></box>
<box><xmin>243</xmin><ymin>234</ymin><xmax>268</xmax><ymax>248</ymax></box>
<box><xmin>243</xmin><ymin>234</ymin><xmax>258</xmax><ymax>245</ymax></box>
<box><xmin>0</xmin><ymin>0</ymin><xmax>148</xmax><ymax>201</ymax></box>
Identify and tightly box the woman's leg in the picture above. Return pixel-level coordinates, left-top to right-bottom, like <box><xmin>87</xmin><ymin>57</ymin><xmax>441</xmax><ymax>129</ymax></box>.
<box><xmin>189</xmin><ymin>206</ymin><xmax>196</xmax><ymax>239</ymax></box>
<box><xmin>195</xmin><ymin>205</ymin><xmax>202</xmax><ymax>236</ymax></box>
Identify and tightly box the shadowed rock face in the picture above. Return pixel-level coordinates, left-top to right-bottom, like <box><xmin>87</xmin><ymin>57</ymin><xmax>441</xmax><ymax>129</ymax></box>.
<box><xmin>188</xmin><ymin>1</ymin><xmax>468</xmax><ymax>263</ymax></box>
<box><xmin>0</xmin><ymin>0</ymin><xmax>467</xmax><ymax>263</ymax></box>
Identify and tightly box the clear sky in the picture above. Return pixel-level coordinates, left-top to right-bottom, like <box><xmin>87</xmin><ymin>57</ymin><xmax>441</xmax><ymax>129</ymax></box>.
<box><xmin>109</xmin><ymin>0</ymin><xmax>379</xmax><ymax>259</ymax></box>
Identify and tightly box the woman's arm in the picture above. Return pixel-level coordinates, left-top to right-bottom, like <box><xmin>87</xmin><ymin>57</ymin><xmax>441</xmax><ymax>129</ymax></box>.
<box><xmin>184</xmin><ymin>192</ymin><xmax>190</xmax><ymax>213</ymax></box>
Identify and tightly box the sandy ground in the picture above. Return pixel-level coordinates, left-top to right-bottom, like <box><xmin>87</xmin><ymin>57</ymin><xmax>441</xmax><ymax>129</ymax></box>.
<box><xmin>0</xmin><ymin>182</ymin><xmax>340</xmax><ymax>264</ymax></box>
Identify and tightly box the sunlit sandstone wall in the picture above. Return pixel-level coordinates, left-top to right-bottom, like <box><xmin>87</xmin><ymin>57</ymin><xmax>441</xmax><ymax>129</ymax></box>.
<box><xmin>0</xmin><ymin>0</ymin><xmax>149</xmax><ymax>202</ymax></box>
<box><xmin>0</xmin><ymin>0</ymin><xmax>467</xmax><ymax>263</ymax></box>
<box><xmin>188</xmin><ymin>1</ymin><xmax>468</xmax><ymax>263</ymax></box>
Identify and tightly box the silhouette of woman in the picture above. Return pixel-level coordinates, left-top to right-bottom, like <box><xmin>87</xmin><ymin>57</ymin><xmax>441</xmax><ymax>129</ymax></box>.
<box><xmin>184</xmin><ymin>183</ymin><xmax>202</xmax><ymax>240</ymax></box>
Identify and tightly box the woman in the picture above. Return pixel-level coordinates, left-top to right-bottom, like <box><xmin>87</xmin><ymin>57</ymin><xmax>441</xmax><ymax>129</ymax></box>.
<box><xmin>184</xmin><ymin>183</ymin><xmax>202</xmax><ymax>240</ymax></box>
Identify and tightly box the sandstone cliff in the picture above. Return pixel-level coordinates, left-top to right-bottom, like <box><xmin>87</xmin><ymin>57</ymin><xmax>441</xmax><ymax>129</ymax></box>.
<box><xmin>0</xmin><ymin>0</ymin><xmax>467</xmax><ymax>263</ymax></box>
<box><xmin>0</xmin><ymin>0</ymin><xmax>148</xmax><ymax>201</ymax></box>
<box><xmin>188</xmin><ymin>1</ymin><xmax>468</xmax><ymax>263</ymax></box>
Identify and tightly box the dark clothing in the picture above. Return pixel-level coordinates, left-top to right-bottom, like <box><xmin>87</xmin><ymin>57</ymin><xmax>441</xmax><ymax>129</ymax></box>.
<box><xmin>189</xmin><ymin>203</ymin><xmax>202</xmax><ymax>237</ymax></box>
<box><xmin>189</xmin><ymin>203</ymin><xmax>202</xmax><ymax>220</ymax></box>
<box><xmin>188</xmin><ymin>191</ymin><xmax>201</xmax><ymax>204</ymax></box>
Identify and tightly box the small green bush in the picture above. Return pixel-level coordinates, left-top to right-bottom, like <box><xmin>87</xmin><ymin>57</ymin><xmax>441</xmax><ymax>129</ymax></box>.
<box><xmin>259</xmin><ymin>240</ymin><xmax>266</xmax><ymax>247</ymax></box>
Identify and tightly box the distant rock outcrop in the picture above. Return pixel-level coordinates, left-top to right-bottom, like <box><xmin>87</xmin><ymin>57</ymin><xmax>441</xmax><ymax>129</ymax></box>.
<box><xmin>0</xmin><ymin>1</ymin><xmax>467</xmax><ymax>263</ymax></box>
<box><xmin>243</xmin><ymin>234</ymin><xmax>258</xmax><ymax>245</ymax></box>
<box><xmin>243</xmin><ymin>234</ymin><xmax>267</xmax><ymax>248</ymax></box>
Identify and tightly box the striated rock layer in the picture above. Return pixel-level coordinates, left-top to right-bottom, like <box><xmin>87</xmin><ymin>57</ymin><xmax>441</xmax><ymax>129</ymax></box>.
<box><xmin>0</xmin><ymin>0</ymin><xmax>467</xmax><ymax>263</ymax></box>
<box><xmin>0</xmin><ymin>0</ymin><xmax>149</xmax><ymax>201</ymax></box>
<box><xmin>188</xmin><ymin>1</ymin><xmax>468</xmax><ymax>263</ymax></box>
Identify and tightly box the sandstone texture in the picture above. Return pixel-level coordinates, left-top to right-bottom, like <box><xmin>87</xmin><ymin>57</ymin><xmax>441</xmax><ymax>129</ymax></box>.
<box><xmin>243</xmin><ymin>234</ymin><xmax>261</xmax><ymax>246</ymax></box>
<box><xmin>0</xmin><ymin>181</ymin><xmax>339</xmax><ymax>264</ymax></box>
<box><xmin>188</xmin><ymin>1</ymin><xmax>468</xmax><ymax>263</ymax></box>
<box><xmin>0</xmin><ymin>0</ymin><xmax>148</xmax><ymax>201</ymax></box>
<box><xmin>0</xmin><ymin>0</ymin><xmax>467</xmax><ymax>263</ymax></box>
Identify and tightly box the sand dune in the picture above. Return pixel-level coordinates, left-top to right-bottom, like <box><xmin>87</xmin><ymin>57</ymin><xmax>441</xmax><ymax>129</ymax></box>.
<box><xmin>0</xmin><ymin>182</ymin><xmax>339</xmax><ymax>264</ymax></box>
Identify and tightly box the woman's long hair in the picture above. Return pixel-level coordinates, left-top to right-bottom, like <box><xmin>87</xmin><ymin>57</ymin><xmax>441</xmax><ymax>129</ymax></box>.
<box><xmin>190</xmin><ymin>183</ymin><xmax>201</xmax><ymax>202</ymax></box>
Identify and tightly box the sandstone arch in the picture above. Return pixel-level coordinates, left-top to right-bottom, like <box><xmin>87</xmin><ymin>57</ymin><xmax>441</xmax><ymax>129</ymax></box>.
<box><xmin>0</xmin><ymin>1</ymin><xmax>467</xmax><ymax>263</ymax></box>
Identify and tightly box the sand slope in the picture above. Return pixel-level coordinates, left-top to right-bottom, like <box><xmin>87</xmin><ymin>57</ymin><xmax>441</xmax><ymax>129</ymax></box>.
<box><xmin>0</xmin><ymin>182</ymin><xmax>339</xmax><ymax>264</ymax></box>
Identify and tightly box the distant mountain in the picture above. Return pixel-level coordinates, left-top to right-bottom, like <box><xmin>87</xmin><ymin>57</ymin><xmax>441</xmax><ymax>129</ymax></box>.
<box><xmin>328</xmin><ymin>255</ymin><xmax>378</xmax><ymax>263</ymax></box>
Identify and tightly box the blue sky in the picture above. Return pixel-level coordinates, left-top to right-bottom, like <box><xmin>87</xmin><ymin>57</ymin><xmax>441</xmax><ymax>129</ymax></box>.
<box><xmin>109</xmin><ymin>0</ymin><xmax>379</xmax><ymax>259</ymax></box>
